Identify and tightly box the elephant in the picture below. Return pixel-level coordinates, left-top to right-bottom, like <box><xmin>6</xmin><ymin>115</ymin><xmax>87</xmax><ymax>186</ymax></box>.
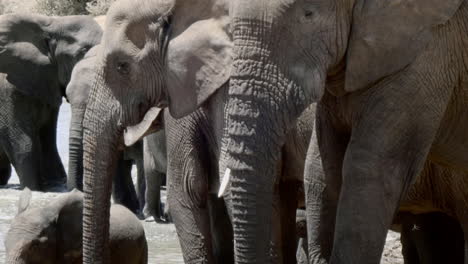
<box><xmin>65</xmin><ymin>45</ymin><xmax>168</xmax><ymax>219</ymax></box>
<box><xmin>223</xmin><ymin>0</ymin><xmax>468</xmax><ymax>263</ymax></box>
<box><xmin>4</xmin><ymin>188</ymin><xmax>147</xmax><ymax>264</ymax></box>
<box><xmin>79</xmin><ymin>0</ymin><xmax>315</xmax><ymax>262</ymax></box>
<box><xmin>0</xmin><ymin>14</ymin><xmax>102</xmax><ymax>191</ymax></box>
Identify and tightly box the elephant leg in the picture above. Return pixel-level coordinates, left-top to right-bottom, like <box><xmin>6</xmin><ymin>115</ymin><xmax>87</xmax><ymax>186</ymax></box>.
<box><xmin>39</xmin><ymin>106</ymin><xmax>66</xmax><ymax>191</ymax></box>
<box><xmin>135</xmin><ymin>155</ymin><xmax>146</xmax><ymax>213</ymax></box>
<box><xmin>7</xmin><ymin>133</ymin><xmax>42</xmax><ymax>190</ymax></box>
<box><xmin>463</xmin><ymin>229</ymin><xmax>468</xmax><ymax>264</ymax></box>
<box><xmin>400</xmin><ymin>216</ymin><xmax>420</xmax><ymax>264</ymax></box>
<box><xmin>279</xmin><ymin>180</ymin><xmax>299</xmax><ymax>264</ymax></box>
<box><xmin>330</xmin><ymin>116</ymin><xmax>441</xmax><ymax>263</ymax></box>
<box><xmin>305</xmin><ymin>104</ymin><xmax>347</xmax><ymax>263</ymax></box>
<box><xmin>297</xmin><ymin>238</ymin><xmax>308</xmax><ymax>264</ymax></box>
<box><xmin>295</xmin><ymin>209</ymin><xmax>308</xmax><ymax>263</ymax></box>
<box><xmin>461</xmin><ymin>218</ymin><xmax>468</xmax><ymax>264</ymax></box>
<box><xmin>207</xmin><ymin>193</ymin><xmax>234</xmax><ymax>264</ymax></box>
<box><xmin>0</xmin><ymin>148</ymin><xmax>11</xmax><ymax>185</ymax></box>
<box><xmin>165</xmin><ymin>117</ymin><xmax>214</xmax><ymax>262</ymax></box>
<box><xmin>142</xmin><ymin>137</ymin><xmax>164</xmax><ymax>221</ymax></box>
<box><xmin>143</xmin><ymin>157</ymin><xmax>164</xmax><ymax>221</ymax></box>
<box><xmin>112</xmin><ymin>152</ymin><xmax>141</xmax><ymax>217</ymax></box>
<box><xmin>1</xmin><ymin>95</ymin><xmax>44</xmax><ymax>190</ymax></box>
<box><xmin>167</xmin><ymin>160</ymin><xmax>213</xmax><ymax>264</ymax></box>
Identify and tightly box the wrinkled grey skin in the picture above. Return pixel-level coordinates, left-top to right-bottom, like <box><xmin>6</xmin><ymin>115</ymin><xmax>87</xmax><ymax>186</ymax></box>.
<box><xmin>227</xmin><ymin>0</ymin><xmax>468</xmax><ymax>263</ymax></box>
<box><xmin>394</xmin><ymin>212</ymin><xmax>465</xmax><ymax>264</ymax></box>
<box><xmin>66</xmin><ymin>47</ymin><xmax>141</xmax><ymax>216</ymax></box>
<box><xmin>0</xmin><ymin>14</ymin><xmax>102</xmax><ymax>191</ymax></box>
<box><xmin>5</xmin><ymin>188</ymin><xmax>147</xmax><ymax>264</ymax></box>
<box><xmin>80</xmin><ymin>0</ymin><xmax>314</xmax><ymax>262</ymax></box>
<box><xmin>65</xmin><ymin>46</ymin><xmax>168</xmax><ymax>218</ymax></box>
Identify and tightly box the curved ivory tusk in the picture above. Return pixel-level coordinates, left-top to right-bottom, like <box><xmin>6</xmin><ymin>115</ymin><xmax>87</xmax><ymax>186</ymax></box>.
<box><xmin>218</xmin><ymin>168</ymin><xmax>231</xmax><ymax>197</ymax></box>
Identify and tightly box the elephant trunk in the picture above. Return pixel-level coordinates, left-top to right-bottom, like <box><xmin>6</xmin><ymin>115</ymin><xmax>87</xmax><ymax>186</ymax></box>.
<box><xmin>67</xmin><ymin>106</ymin><xmax>86</xmax><ymax>191</ymax></box>
<box><xmin>82</xmin><ymin>73</ymin><xmax>122</xmax><ymax>264</ymax></box>
<box><xmin>221</xmin><ymin>18</ymin><xmax>311</xmax><ymax>263</ymax></box>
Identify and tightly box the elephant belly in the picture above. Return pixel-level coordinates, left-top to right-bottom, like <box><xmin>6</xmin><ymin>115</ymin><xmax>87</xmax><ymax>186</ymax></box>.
<box><xmin>430</xmin><ymin>81</ymin><xmax>468</xmax><ymax>172</ymax></box>
<box><xmin>398</xmin><ymin>161</ymin><xmax>463</xmax><ymax>217</ymax></box>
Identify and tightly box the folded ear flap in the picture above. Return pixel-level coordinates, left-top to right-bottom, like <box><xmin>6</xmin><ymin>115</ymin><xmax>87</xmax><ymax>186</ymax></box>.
<box><xmin>345</xmin><ymin>0</ymin><xmax>463</xmax><ymax>92</ymax></box>
<box><xmin>124</xmin><ymin>107</ymin><xmax>164</xmax><ymax>147</ymax></box>
<box><xmin>0</xmin><ymin>15</ymin><xmax>62</xmax><ymax>107</ymax></box>
<box><xmin>166</xmin><ymin>17</ymin><xmax>232</xmax><ymax>118</ymax></box>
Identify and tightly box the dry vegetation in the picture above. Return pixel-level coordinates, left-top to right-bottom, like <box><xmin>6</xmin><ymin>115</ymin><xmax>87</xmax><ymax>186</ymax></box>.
<box><xmin>0</xmin><ymin>0</ymin><xmax>114</xmax><ymax>15</ymax></box>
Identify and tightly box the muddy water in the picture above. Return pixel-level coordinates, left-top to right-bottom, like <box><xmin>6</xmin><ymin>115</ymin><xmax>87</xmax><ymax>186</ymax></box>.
<box><xmin>0</xmin><ymin>101</ymin><xmax>402</xmax><ymax>263</ymax></box>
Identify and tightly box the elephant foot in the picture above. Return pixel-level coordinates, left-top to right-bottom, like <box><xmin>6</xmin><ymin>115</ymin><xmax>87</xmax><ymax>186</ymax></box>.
<box><xmin>0</xmin><ymin>166</ymin><xmax>11</xmax><ymax>185</ymax></box>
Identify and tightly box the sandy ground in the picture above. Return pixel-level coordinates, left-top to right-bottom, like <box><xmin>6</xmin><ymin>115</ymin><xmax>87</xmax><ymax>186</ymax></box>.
<box><xmin>0</xmin><ymin>101</ymin><xmax>403</xmax><ymax>263</ymax></box>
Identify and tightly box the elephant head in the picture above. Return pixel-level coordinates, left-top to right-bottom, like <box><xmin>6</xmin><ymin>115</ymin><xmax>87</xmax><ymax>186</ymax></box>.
<box><xmin>81</xmin><ymin>0</ymin><xmax>232</xmax><ymax>262</ymax></box>
<box><xmin>4</xmin><ymin>188</ymin><xmax>83</xmax><ymax>264</ymax></box>
<box><xmin>224</xmin><ymin>0</ymin><xmax>464</xmax><ymax>262</ymax></box>
<box><xmin>0</xmin><ymin>14</ymin><xmax>102</xmax><ymax>107</ymax></box>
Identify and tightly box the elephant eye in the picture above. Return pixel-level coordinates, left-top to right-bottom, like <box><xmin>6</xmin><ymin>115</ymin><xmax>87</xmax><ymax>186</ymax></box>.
<box><xmin>116</xmin><ymin>61</ymin><xmax>130</xmax><ymax>75</ymax></box>
<box><xmin>304</xmin><ymin>10</ymin><xmax>314</xmax><ymax>18</ymax></box>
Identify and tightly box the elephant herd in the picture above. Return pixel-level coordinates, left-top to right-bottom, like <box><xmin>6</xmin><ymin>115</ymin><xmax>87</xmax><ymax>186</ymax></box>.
<box><xmin>1</xmin><ymin>0</ymin><xmax>468</xmax><ymax>263</ymax></box>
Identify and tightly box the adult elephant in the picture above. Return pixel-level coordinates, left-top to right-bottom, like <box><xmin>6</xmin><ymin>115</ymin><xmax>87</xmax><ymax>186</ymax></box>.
<box><xmin>66</xmin><ymin>45</ymin><xmax>167</xmax><ymax>218</ymax></box>
<box><xmin>0</xmin><ymin>14</ymin><xmax>102</xmax><ymax>191</ymax></box>
<box><xmin>225</xmin><ymin>0</ymin><xmax>468</xmax><ymax>263</ymax></box>
<box><xmin>81</xmin><ymin>0</ymin><xmax>313</xmax><ymax>262</ymax></box>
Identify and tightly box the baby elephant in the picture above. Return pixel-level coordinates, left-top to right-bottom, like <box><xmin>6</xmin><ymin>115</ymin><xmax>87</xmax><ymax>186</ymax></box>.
<box><xmin>5</xmin><ymin>189</ymin><xmax>147</xmax><ymax>264</ymax></box>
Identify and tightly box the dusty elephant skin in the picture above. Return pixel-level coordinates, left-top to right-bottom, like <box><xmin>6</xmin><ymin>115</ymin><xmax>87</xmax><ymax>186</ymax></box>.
<box><xmin>4</xmin><ymin>188</ymin><xmax>147</xmax><ymax>264</ymax></box>
<box><xmin>80</xmin><ymin>0</ymin><xmax>227</xmax><ymax>262</ymax></box>
<box><xmin>227</xmin><ymin>0</ymin><xmax>468</xmax><ymax>263</ymax></box>
<box><xmin>81</xmin><ymin>0</ymin><xmax>314</xmax><ymax>262</ymax></box>
<box><xmin>66</xmin><ymin>45</ymin><xmax>170</xmax><ymax>219</ymax></box>
<box><xmin>0</xmin><ymin>14</ymin><xmax>102</xmax><ymax>192</ymax></box>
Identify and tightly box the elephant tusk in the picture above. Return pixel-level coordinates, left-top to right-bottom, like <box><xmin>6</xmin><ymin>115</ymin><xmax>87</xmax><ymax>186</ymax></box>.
<box><xmin>218</xmin><ymin>168</ymin><xmax>231</xmax><ymax>197</ymax></box>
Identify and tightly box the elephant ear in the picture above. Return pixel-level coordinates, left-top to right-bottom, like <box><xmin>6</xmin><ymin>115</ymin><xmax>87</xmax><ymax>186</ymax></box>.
<box><xmin>345</xmin><ymin>0</ymin><xmax>463</xmax><ymax>92</ymax></box>
<box><xmin>0</xmin><ymin>15</ymin><xmax>62</xmax><ymax>107</ymax></box>
<box><xmin>166</xmin><ymin>17</ymin><xmax>232</xmax><ymax>118</ymax></box>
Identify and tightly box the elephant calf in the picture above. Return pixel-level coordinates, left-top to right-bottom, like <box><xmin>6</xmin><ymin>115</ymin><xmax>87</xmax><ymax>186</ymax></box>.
<box><xmin>4</xmin><ymin>189</ymin><xmax>147</xmax><ymax>264</ymax></box>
